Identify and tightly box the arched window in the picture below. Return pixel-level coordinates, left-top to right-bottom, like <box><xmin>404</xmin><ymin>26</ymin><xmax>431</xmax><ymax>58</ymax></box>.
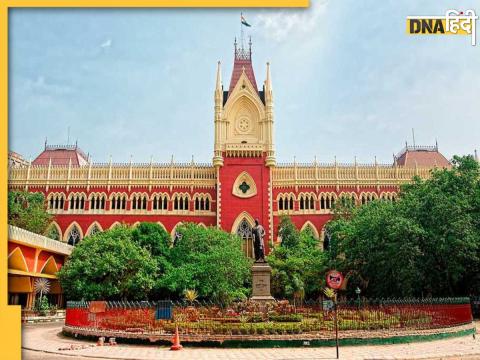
<box><xmin>90</xmin><ymin>193</ymin><xmax>107</xmax><ymax>210</ymax></box>
<box><xmin>299</xmin><ymin>193</ymin><xmax>315</xmax><ymax>210</ymax></box>
<box><xmin>47</xmin><ymin>193</ymin><xmax>65</xmax><ymax>211</ymax></box>
<box><xmin>194</xmin><ymin>194</ymin><xmax>211</xmax><ymax>212</ymax></box>
<box><xmin>67</xmin><ymin>225</ymin><xmax>81</xmax><ymax>246</ymax></box>
<box><xmin>277</xmin><ymin>193</ymin><xmax>296</xmax><ymax>212</ymax></box>
<box><xmin>110</xmin><ymin>193</ymin><xmax>127</xmax><ymax>210</ymax></box>
<box><xmin>68</xmin><ymin>193</ymin><xmax>86</xmax><ymax>211</ymax></box>
<box><xmin>152</xmin><ymin>194</ymin><xmax>168</xmax><ymax>210</ymax></box>
<box><xmin>236</xmin><ymin>219</ymin><xmax>253</xmax><ymax>258</ymax></box>
<box><xmin>87</xmin><ymin>223</ymin><xmax>102</xmax><ymax>237</ymax></box>
<box><xmin>173</xmin><ymin>193</ymin><xmax>190</xmax><ymax>211</ymax></box>
<box><xmin>130</xmin><ymin>193</ymin><xmax>148</xmax><ymax>211</ymax></box>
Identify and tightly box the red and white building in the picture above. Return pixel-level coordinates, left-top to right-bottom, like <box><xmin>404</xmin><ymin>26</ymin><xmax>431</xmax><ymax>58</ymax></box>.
<box><xmin>8</xmin><ymin>40</ymin><xmax>451</xmax><ymax>257</ymax></box>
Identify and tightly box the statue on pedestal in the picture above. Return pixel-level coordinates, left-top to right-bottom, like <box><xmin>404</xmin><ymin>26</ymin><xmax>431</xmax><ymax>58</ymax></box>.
<box><xmin>252</xmin><ymin>219</ymin><xmax>265</xmax><ymax>262</ymax></box>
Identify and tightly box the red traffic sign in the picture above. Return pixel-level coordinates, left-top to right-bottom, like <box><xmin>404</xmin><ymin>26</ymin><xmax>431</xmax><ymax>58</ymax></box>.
<box><xmin>326</xmin><ymin>270</ymin><xmax>344</xmax><ymax>290</ymax></box>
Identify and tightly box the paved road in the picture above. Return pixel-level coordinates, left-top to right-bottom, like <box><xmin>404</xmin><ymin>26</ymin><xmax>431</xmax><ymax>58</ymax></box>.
<box><xmin>21</xmin><ymin>321</ymin><xmax>480</xmax><ymax>360</ymax></box>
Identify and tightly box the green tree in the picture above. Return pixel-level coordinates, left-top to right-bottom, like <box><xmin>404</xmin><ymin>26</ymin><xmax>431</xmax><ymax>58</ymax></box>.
<box><xmin>8</xmin><ymin>191</ymin><xmax>52</xmax><ymax>236</ymax></box>
<box><xmin>268</xmin><ymin>217</ymin><xmax>327</xmax><ymax>300</ymax></box>
<box><xmin>131</xmin><ymin>222</ymin><xmax>172</xmax><ymax>298</ymax></box>
<box><xmin>160</xmin><ymin>223</ymin><xmax>251</xmax><ymax>304</ymax></box>
<box><xmin>326</xmin><ymin>155</ymin><xmax>480</xmax><ymax>297</ymax></box>
<box><xmin>58</xmin><ymin>226</ymin><xmax>157</xmax><ymax>300</ymax></box>
<box><xmin>131</xmin><ymin>222</ymin><xmax>170</xmax><ymax>258</ymax></box>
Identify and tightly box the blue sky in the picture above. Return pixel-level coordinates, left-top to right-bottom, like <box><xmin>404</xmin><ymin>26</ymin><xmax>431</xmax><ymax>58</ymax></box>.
<box><xmin>9</xmin><ymin>1</ymin><xmax>480</xmax><ymax>164</ymax></box>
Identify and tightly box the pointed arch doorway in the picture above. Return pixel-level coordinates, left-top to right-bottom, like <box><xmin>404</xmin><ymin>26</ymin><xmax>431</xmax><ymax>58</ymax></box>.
<box><xmin>232</xmin><ymin>212</ymin><xmax>255</xmax><ymax>258</ymax></box>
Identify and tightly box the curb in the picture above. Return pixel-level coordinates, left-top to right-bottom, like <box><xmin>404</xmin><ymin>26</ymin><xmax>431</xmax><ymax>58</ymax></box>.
<box><xmin>62</xmin><ymin>326</ymin><xmax>476</xmax><ymax>348</ymax></box>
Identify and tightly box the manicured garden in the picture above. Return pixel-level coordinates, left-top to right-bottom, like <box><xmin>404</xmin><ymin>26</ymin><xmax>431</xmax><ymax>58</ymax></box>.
<box><xmin>65</xmin><ymin>298</ymin><xmax>473</xmax><ymax>339</ymax></box>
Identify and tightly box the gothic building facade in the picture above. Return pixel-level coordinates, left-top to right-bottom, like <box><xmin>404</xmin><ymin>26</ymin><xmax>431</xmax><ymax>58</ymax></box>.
<box><xmin>8</xmin><ymin>41</ymin><xmax>451</xmax><ymax>257</ymax></box>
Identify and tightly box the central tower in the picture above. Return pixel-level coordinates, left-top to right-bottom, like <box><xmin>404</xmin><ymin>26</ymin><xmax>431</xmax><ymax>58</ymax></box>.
<box><xmin>214</xmin><ymin>38</ymin><xmax>275</xmax><ymax>255</ymax></box>
<box><xmin>213</xmin><ymin>38</ymin><xmax>275</xmax><ymax>168</ymax></box>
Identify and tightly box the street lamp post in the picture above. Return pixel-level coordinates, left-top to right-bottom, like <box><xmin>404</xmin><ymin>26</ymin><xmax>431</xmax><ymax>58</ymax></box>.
<box><xmin>355</xmin><ymin>287</ymin><xmax>361</xmax><ymax>309</ymax></box>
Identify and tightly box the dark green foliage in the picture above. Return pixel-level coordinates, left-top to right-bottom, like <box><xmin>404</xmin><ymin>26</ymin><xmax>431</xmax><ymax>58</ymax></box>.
<box><xmin>59</xmin><ymin>222</ymin><xmax>251</xmax><ymax>303</ymax></box>
<box><xmin>160</xmin><ymin>223</ymin><xmax>251</xmax><ymax>304</ymax></box>
<box><xmin>131</xmin><ymin>222</ymin><xmax>170</xmax><ymax>258</ymax></box>
<box><xmin>268</xmin><ymin>217</ymin><xmax>328</xmax><ymax>300</ymax></box>
<box><xmin>326</xmin><ymin>155</ymin><xmax>480</xmax><ymax>297</ymax></box>
<box><xmin>8</xmin><ymin>191</ymin><xmax>52</xmax><ymax>236</ymax></box>
<box><xmin>58</xmin><ymin>226</ymin><xmax>157</xmax><ymax>300</ymax></box>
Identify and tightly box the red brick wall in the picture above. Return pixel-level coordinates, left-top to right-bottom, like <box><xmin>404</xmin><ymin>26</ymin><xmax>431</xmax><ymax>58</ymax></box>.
<box><xmin>218</xmin><ymin>154</ymin><xmax>271</xmax><ymax>252</ymax></box>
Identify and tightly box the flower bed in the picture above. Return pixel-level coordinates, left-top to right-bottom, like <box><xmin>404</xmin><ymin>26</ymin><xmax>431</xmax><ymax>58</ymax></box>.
<box><xmin>64</xmin><ymin>298</ymin><xmax>474</xmax><ymax>344</ymax></box>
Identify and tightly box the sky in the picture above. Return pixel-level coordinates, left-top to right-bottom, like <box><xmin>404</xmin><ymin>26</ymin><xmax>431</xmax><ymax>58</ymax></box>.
<box><xmin>8</xmin><ymin>1</ymin><xmax>480</xmax><ymax>164</ymax></box>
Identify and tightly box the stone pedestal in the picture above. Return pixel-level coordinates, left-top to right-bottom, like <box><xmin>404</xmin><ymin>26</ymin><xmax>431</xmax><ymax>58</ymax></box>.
<box><xmin>250</xmin><ymin>262</ymin><xmax>275</xmax><ymax>302</ymax></box>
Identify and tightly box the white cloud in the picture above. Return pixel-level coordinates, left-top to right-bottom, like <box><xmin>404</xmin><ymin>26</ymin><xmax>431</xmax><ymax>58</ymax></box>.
<box><xmin>25</xmin><ymin>76</ymin><xmax>73</xmax><ymax>96</ymax></box>
<box><xmin>100</xmin><ymin>39</ymin><xmax>112</xmax><ymax>49</ymax></box>
<box><xmin>254</xmin><ymin>0</ymin><xmax>329</xmax><ymax>42</ymax></box>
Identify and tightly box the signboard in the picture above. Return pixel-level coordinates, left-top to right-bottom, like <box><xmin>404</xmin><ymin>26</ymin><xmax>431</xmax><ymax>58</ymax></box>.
<box><xmin>323</xmin><ymin>300</ymin><xmax>334</xmax><ymax>311</ymax></box>
<box><xmin>326</xmin><ymin>270</ymin><xmax>344</xmax><ymax>290</ymax></box>
<box><xmin>89</xmin><ymin>301</ymin><xmax>106</xmax><ymax>313</ymax></box>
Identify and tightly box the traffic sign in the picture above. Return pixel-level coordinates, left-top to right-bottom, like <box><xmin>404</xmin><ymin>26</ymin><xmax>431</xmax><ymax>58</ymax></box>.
<box><xmin>326</xmin><ymin>270</ymin><xmax>344</xmax><ymax>290</ymax></box>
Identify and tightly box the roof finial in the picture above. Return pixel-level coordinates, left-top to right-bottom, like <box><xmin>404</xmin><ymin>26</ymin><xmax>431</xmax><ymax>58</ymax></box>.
<box><xmin>474</xmin><ymin>149</ymin><xmax>478</xmax><ymax>162</ymax></box>
<box><xmin>435</xmin><ymin>138</ymin><xmax>438</xmax><ymax>150</ymax></box>
<box><xmin>44</xmin><ymin>137</ymin><xmax>48</xmax><ymax>150</ymax></box>
<box><xmin>265</xmin><ymin>62</ymin><xmax>272</xmax><ymax>91</ymax></box>
<box><xmin>215</xmin><ymin>61</ymin><xmax>222</xmax><ymax>91</ymax></box>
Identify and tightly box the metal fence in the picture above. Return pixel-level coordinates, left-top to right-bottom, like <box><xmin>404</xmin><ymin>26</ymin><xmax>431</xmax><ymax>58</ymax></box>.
<box><xmin>65</xmin><ymin>298</ymin><xmax>473</xmax><ymax>335</ymax></box>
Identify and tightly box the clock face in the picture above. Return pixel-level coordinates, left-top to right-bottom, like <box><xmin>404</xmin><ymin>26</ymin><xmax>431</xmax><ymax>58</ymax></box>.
<box><xmin>236</xmin><ymin>116</ymin><xmax>251</xmax><ymax>133</ymax></box>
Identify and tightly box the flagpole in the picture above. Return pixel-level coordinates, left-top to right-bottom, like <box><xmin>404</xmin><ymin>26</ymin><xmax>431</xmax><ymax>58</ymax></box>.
<box><xmin>240</xmin><ymin>12</ymin><xmax>244</xmax><ymax>51</ymax></box>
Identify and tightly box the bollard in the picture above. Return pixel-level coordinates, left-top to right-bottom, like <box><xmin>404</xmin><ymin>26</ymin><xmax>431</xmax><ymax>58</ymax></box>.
<box><xmin>97</xmin><ymin>337</ymin><xmax>105</xmax><ymax>346</ymax></box>
<box><xmin>109</xmin><ymin>337</ymin><xmax>117</xmax><ymax>346</ymax></box>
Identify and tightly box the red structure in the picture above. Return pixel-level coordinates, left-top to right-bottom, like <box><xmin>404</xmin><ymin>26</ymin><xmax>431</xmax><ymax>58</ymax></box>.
<box><xmin>8</xmin><ymin>39</ymin><xmax>451</xmax><ymax>257</ymax></box>
<box><xmin>8</xmin><ymin>225</ymin><xmax>73</xmax><ymax>308</ymax></box>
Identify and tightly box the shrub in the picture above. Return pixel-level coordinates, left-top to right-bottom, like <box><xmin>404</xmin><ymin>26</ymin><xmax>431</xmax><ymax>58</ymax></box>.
<box><xmin>269</xmin><ymin>314</ymin><xmax>303</xmax><ymax>322</ymax></box>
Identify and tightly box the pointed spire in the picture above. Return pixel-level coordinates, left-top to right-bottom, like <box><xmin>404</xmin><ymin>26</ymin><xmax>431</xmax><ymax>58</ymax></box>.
<box><xmin>215</xmin><ymin>61</ymin><xmax>222</xmax><ymax>91</ymax></box>
<box><xmin>265</xmin><ymin>62</ymin><xmax>272</xmax><ymax>92</ymax></box>
<box><xmin>44</xmin><ymin>137</ymin><xmax>48</xmax><ymax>150</ymax></box>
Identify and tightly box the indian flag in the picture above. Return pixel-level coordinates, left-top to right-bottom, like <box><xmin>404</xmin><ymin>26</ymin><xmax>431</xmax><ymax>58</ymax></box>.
<box><xmin>241</xmin><ymin>14</ymin><xmax>251</xmax><ymax>27</ymax></box>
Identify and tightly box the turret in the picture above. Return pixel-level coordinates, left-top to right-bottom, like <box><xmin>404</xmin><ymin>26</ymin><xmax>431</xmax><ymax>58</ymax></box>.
<box><xmin>264</xmin><ymin>62</ymin><xmax>275</xmax><ymax>167</ymax></box>
<box><xmin>213</xmin><ymin>61</ymin><xmax>224</xmax><ymax>167</ymax></box>
<box><xmin>213</xmin><ymin>38</ymin><xmax>276</xmax><ymax>167</ymax></box>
